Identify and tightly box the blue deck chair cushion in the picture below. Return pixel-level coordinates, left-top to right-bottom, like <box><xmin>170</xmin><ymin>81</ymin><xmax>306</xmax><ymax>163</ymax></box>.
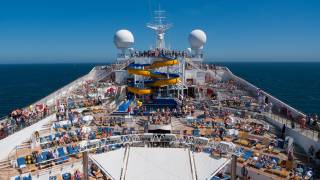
<box><xmin>203</xmin><ymin>147</ymin><xmax>212</xmax><ymax>154</ymax></box>
<box><xmin>243</xmin><ymin>150</ymin><xmax>253</xmax><ymax>160</ymax></box>
<box><xmin>66</xmin><ymin>146</ymin><xmax>75</xmax><ymax>155</ymax></box>
<box><xmin>17</xmin><ymin>157</ymin><xmax>26</xmax><ymax>168</ymax></box>
<box><xmin>57</xmin><ymin>147</ymin><xmax>68</xmax><ymax>162</ymax></box>
<box><xmin>255</xmin><ymin>162</ymin><xmax>263</xmax><ymax>169</ymax></box>
<box><xmin>192</xmin><ymin>129</ymin><xmax>200</xmax><ymax>136</ymax></box>
<box><xmin>223</xmin><ymin>174</ymin><xmax>231</xmax><ymax>180</ymax></box>
<box><xmin>57</xmin><ymin>147</ymin><xmax>66</xmax><ymax>157</ymax></box>
<box><xmin>112</xmin><ymin>131</ymin><xmax>121</xmax><ymax>136</ymax></box>
<box><xmin>55</xmin><ymin>147</ymin><xmax>68</xmax><ymax>164</ymax></box>
<box><xmin>22</xmin><ymin>174</ymin><xmax>31</xmax><ymax>180</ymax></box>
<box><xmin>73</xmin><ymin>146</ymin><xmax>79</xmax><ymax>153</ymax></box>
<box><xmin>49</xmin><ymin>175</ymin><xmax>57</xmax><ymax>180</ymax></box>
<box><xmin>40</xmin><ymin>137</ymin><xmax>45</xmax><ymax>143</ymax></box>
<box><xmin>62</xmin><ymin>173</ymin><xmax>71</xmax><ymax>180</ymax></box>
<box><xmin>36</xmin><ymin>154</ymin><xmax>43</xmax><ymax>163</ymax></box>
<box><xmin>41</xmin><ymin>151</ymin><xmax>49</xmax><ymax>161</ymax></box>
<box><xmin>55</xmin><ymin>133</ymin><xmax>60</xmax><ymax>138</ymax></box>
<box><xmin>271</xmin><ymin>157</ymin><xmax>280</xmax><ymax>164</ymax></box>
<box><xmin>211</xmin><ymin>176</ymin><xmax>220</xmax><ymax>180</ymax></box>
<box><xmin>48</xmin><ymin>135</ymin><xmax>53</xmax><ymax>141</ymax></box>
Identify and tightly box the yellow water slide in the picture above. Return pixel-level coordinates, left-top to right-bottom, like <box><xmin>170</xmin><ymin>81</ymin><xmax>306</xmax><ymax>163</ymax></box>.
<box><xmin>127</xmin><ymin>57</ymin><xmax>180</xmax><ymax>95</ymax></box>
<box><xmin>148</xmin><ymin>58</ymin><xmax>178</xmax><ymax>69</ymax></box>
<box><xmin>127</xmin><ymin>86</ymin><xmax>152</xmax><ymax>95</ymax></box>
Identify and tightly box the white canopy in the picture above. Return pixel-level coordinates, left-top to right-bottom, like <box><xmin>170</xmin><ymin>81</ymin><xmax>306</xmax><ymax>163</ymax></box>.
<box><xmin>89</xmin><ymin>147</ymin><xmax>231</xmax><ymax>180</ymax></box>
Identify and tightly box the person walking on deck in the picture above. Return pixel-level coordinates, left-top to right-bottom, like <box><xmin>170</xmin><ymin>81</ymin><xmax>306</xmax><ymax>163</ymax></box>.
<box><xmin>281</xmin><ymin>124</ymin><xmax>286</xmax><ymax>139</ymax></box>
<box><xmin>241</xmin><ymin>164</ymin><xmax>248</xmax><ymax>180</ymax></box>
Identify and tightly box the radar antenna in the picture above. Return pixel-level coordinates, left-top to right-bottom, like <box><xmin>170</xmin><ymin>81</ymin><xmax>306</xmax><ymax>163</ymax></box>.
<box><xmin>147</xmin><ymin>6</ymin><xmax>172</xmax><ymax>49</ymax></box>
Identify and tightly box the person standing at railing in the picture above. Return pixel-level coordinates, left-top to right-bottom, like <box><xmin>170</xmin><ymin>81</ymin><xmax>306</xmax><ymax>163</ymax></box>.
<box><xmin>74</xmin><ymin>169</ymin><xmax>82</xmax><ymax>180</ymax></box>
<box><xmin>241</xmin><ymin>164</ymin><xmax>248</xmax><ymax>180</ymax></box>
<box><xmin>0</xmin><ymin>123</ymin><xmax>5</xmax><ymax>139</ymax></box>
<box><xmin>299</xmin><ymin>116</ymin><xmax>306</xmax><ymax>130</ymax></box>
<box><xmin>268</xmin><ymin>102</ymin><xmax>273</xmax><ymax>113</ymax></box>
<box><xmin>308</xmin><ymin>145</ymin><xmax>315</xmax><ymax>163</ymax></box>
<box><xmin>291</xmin><ymin>120</ymin><xmax>295</xmax><ymax>129</ymax></box>
<box><xmin>281</xmin><ymin>124</ymin><xmax>286</xmax><ymax>140</ymax></box>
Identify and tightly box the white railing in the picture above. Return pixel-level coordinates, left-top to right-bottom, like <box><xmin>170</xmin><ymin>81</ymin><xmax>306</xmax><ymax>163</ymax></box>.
<box><xmin>224</xmin><ymin>67</ymin><xmax>305</xmax><ymax>118</ymax></box>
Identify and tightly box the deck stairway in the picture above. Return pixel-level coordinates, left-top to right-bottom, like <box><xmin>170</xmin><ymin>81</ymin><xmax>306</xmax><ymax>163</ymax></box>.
<box><xmin>135</xmin><ymin>119</ymin><xmax>144</xmax><ymax>127</ymax></box>
<box><xmin>0</xmin><ymin>159</ymin><xmax>11</xmax><ymax>170</ymax></box>
<box><xmin>171</xmin><ymin>118</ymin><xmax>188</xmax><ymax>130</ymax></box>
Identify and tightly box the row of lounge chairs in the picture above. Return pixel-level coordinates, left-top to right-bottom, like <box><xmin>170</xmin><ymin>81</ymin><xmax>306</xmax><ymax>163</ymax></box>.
<box><xmin>236</xmin><ymin>148</ymin><xmax>290</xmax><ymax>178</ymax></box>
<box><xmin>17</xmin><ymin>134</ymin><xmax>126</xmax><ymax>171</ymax></box>
<box><xmin>13</xmin><ymin>171</ymin><xmax>82</xmax><ymax>180</ymax></box>
<box><xmin>39</xmin><ymin>126</ymin><xmax>118</xmax><ymax>149</ymax></box>
<box><xmin>16</xmin><ymin>145</ymin><xmax>80</xmax><ymax>171</ymax></box>
<box><xmin>49</xmin><ymin>172</ymin><xmax>81</xmax><ymax>180</ymax></box>
<box><xmin>11</xmin><ymin>173</ymin><xmax>31</xmax><ymax>180</ymax></box>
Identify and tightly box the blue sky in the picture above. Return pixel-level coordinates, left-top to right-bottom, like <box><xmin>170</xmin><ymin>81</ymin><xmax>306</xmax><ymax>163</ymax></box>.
<box><xmin>0</xmin><ymin>0</ymin><xmax>319</xmax><ymax>63</ymax></box>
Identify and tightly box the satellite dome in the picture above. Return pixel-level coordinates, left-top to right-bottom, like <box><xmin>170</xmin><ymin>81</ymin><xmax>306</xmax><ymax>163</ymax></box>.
<box><xmin>114</xmin><ymin>29</ymin><xmax>134</xmax><ymax>49</ymax></box>
<box><xmin>188</xmin><ymin>29</ymin><xmax>207</xmax><ymax>49</ymax></box>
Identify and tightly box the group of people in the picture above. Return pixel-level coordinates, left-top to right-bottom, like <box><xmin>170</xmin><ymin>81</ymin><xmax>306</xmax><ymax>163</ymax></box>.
<box><xmin>130</xmin><ymin>49</ymin><xmax>189</xmax><ymax>59</ymax></box>
<box><xmin>0</xmin><ymin>104</ymin><xmax>50</xmax><ymax>139</ymax></box>
<box><xmin>217</xmin><ymin>78</ymin><xmax>320</xmax><ymax>141</ymax></box>
<box><xmin>149</xmin><ymin>107</ymin><xmax>172</xmax><ymax>125</ymax></box>
<box><xmin>0</xmin><ymin>68</ymin><xmax>115</xmax><ymax>141</ymax></box>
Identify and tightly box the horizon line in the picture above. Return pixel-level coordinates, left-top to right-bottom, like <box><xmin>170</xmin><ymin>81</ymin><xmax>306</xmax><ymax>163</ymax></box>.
<box><xmin>1</xmin><ymin>60</ymin><xmax>320</xmax><ymax>65</ymax></box>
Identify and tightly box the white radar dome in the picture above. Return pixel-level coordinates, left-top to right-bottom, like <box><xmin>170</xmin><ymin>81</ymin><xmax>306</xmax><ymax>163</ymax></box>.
<box><xmin>188</xmin><ymin>29</ymin><xmax>207</xmax><ymax>49</ymax></box>
<box><xmin>114</xmin><ymin>29</ymin><xmax>134</xmax><ymax>49</ymax></box>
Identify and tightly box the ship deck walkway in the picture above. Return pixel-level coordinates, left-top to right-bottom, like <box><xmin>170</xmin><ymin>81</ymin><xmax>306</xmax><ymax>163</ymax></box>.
<box><xmin>264</xmin><ymin>112</ymin><xmax>319</xmax><ymax>141</ymax></box>
<box><xmin>220</xmin><ymin>105</ymin><xmax>319</xmax><ymax>141</ymax></box>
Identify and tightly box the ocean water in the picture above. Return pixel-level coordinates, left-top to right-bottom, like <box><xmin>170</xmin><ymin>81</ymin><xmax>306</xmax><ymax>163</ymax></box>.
<box><xmin>0</xmin><ymin>62</ymin><xmax>319</xmax><ymax>117</ymax></box>
<box><xmin>0</xmin><ymin>63</ymin><xmax>101</xmax><ymax>117</ymax></box>
<box><xmin>215</xmin><ymin>62</ymin><xmax>320</xmax><ymax>116</ymax></box>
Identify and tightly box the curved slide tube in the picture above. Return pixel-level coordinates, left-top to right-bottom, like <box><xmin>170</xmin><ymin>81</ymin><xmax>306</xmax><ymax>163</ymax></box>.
<box><xmin>127</xmin><ymin>57</ymin><xmax>180</xmax><ymax>95</ymax></box>
<box><xmin>127</xmin><ymin>86</ymin><xmax>152</xmax><ymax>95</ymax></box>
<box><xmin>148</xmin><ymin>58</ymin><xmax>178</xmax><ymax>69</ymax></box>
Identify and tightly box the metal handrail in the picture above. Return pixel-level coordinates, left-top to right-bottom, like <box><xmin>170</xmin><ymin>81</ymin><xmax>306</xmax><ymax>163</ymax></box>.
<box><xmin>219</xmin><ymin>105</ymin><xmax>319</xmax><ymax>141</ymax></box>
<box><xmin>264</xmin><ymin>112</ymin><xmax>319</xmax><ymax>141</ymax></box>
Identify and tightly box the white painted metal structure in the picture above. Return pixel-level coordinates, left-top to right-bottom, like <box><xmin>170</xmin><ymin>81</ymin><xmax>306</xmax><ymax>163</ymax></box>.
<box><xmin>147</xmin><ymin>8</ymin><xmax>172</xmax><ymax>49</ymax></box>
<box><xmin>89</xmin><ymin>147</ymin><xmax>230</xmax><ymax>180</ymax></box>
<box><xmin>188</xmin><ymin>29</ymin><xmax>207</xmax><ymax>59</ymax></box>
<box><xmin>114</xmin><ymin>29</ymin><xmax>134</xmax><ymax>59</ymax></box>
<box><xmin>90</xmin><ymin>148</ymin><xmax>125</xmax><ymax>180</ymax></box>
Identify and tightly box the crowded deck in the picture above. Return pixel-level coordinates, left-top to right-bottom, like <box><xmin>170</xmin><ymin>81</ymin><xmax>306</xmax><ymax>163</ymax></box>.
<box><xmin>0</xmin><ymin>17</ymin><xmax>319</xmax><ymax>180</ymax></box>
<box><xmin>0</xmin><ymin>59</ymin><xmax>318</xmax><ymax>180</ymax></box>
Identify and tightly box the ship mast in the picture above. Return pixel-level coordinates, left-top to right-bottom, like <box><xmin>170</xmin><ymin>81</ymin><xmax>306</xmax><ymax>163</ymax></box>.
<box><xmin>147</xmin><ymin>7</ymin><xmax>172</xmax><ymax>49</ymax></box>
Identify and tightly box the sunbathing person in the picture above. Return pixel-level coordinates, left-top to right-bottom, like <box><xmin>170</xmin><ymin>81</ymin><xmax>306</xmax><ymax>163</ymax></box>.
<box><xmin>74</xmin><ymin>169</ymin><xmax>82</xmax><ymax>180</ymax></box>
<box><xmin>90</xmin><ymin>163</ymin><xmax>101</xmax><ymax>178</ymax></box>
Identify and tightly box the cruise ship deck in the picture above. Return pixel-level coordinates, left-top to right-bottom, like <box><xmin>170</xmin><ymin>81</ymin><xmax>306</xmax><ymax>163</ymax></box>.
<box><xmin>0</xmin><ymin>12</ymin><xmax>319</xmax><ymax>180</ymax></box>
<box><xmin>0</xmin><ymin>60</ymin><xmax>318</xmax><ymax>179</ymax></box>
